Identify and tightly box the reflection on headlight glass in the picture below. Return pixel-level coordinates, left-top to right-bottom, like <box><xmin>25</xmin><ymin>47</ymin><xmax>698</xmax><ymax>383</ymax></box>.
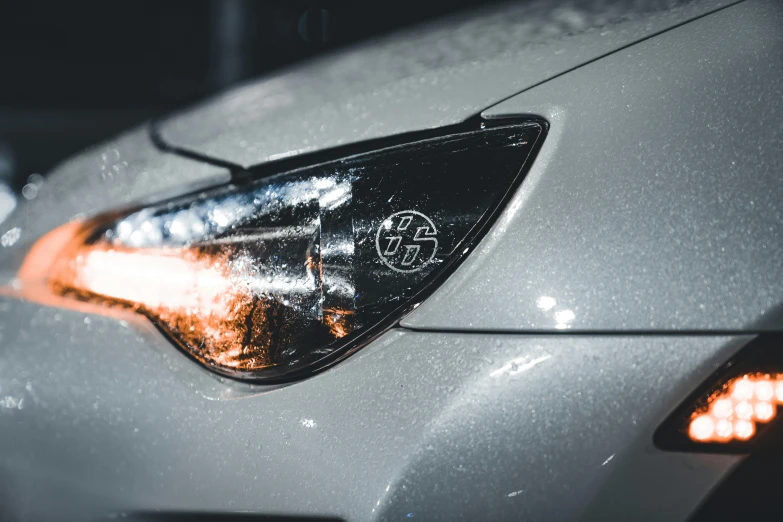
<box><xmin>46</xmin><ymin>122</ymin><xmax>544</xmax><ymax>380</ymax></box>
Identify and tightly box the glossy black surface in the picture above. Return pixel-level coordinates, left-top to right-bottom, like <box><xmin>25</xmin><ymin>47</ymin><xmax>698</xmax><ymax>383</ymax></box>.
<box><xmin>62</xmin><ymin>122</ymin><xmax>543</xmax><ymax>380</ymax></box>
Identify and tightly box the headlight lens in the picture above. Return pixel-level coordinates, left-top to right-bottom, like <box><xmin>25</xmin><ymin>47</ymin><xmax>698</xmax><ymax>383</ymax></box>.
<box><xmin>23</xmin><ymin>121</ymin><xmax>544</xmax><ymax>380</ymax></box>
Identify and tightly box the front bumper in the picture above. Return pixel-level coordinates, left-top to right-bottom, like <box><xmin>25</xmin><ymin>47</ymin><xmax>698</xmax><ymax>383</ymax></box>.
<box><xmin>0</xmin><ymin>296</ymin><xmax>744</xmax><ymax>521</ymax></box>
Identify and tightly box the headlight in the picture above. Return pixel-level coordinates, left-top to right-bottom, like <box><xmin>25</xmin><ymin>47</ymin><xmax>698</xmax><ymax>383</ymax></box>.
<box><xmin>19</xmin><ymin>120</ymin><xmax>544</xmax><ymax>381</ymax></box>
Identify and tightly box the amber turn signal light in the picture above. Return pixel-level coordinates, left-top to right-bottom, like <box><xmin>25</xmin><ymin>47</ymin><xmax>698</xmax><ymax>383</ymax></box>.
<box><xmin>688</xmin><ymin>375</ymin><xmax>783</xmax><ymax>443</ymax></box>
<box><xmin>656</xmin><ymin>336</ymin><xmax>783</xmax><ymax>453</ymax></box>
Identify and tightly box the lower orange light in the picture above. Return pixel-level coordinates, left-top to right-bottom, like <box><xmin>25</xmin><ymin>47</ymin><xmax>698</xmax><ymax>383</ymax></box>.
<box><xmin>16</xmin><ymin>220</ymin><xmax>353</xmax><ymax>376</ymax></box>
<box><xmin>49</xmin><ymin>241</ymin><xmax>264</xmax><ymax>369</ymax></box>
<box><xmin>688</xmin><ymin>374</ymin><xmax>783</xmax><ymax>443</ymax></box>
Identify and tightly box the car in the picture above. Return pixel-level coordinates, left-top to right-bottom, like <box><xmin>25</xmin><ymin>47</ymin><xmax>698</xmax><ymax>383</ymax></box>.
<box><xmin>1</xmin><ymin>0</ymin><xmax>782</xmax><ymax>520</ymax></box>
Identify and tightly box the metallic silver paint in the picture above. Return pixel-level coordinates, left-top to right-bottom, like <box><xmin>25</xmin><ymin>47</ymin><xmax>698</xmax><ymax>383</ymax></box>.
<box><xmin>404</xmin><ymin>0</ymin><xmax>783</xmax><ymax>332</ymax></box>
<box><xmin>0</xmin><ymin>128</ymin><xmax>230</xmax><ymax>282</ymax></box>
<box><xmin>0</xmin><ymin>297</ymin><xmax>745</xmax><ymax>521</ymax></box>
<box><xmin>156</xmin><ymin>0</ymin><xmax>733</xmax><ymax>169</ymax></box>
<box><xmin>0</xmin><ymin>1</ymin><xmax>778</xmax><ymax>520</ymax></box>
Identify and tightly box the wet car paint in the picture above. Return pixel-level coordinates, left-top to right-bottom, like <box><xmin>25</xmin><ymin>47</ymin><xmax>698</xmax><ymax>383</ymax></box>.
<box><xmin>0</xmin><ymin>1</ymin><xmax>781</xmax><ymax>520</ymax></box>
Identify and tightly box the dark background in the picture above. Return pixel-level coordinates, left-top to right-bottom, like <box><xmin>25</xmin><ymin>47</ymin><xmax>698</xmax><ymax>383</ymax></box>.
<box><xmin>0</xmin><ymin>0</ymin><xmax>501</xmax><ymax>192</ymax></box>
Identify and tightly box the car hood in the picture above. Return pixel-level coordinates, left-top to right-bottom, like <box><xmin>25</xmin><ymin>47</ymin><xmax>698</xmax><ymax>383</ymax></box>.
<box><xmin>155</xmin><ymin>0</ymin><xmax>733</xmax><ymax>169</ymax></box>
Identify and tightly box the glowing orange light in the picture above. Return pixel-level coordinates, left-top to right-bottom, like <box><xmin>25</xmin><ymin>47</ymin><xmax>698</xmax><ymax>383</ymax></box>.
<box><xmin>734</xmin><ymin>419</ymin><xmax>755</xmax><ymax>440</ymax></box>
<box><xmin>688</xmin><ymin>374</ymin><xmax>783</xmax><ymax>443</ymax></box>
<box><xmin>711</xmin><ymin>398</ymin><xmax>733</xmax><ymax>418</ymax></box>
<box><xmin>731</xmin><ymin>379</ymin><xmax>754</xmax><ymax>401</ymax></box>
<box><xmin>16</xmin><ymin>219</ymin><xmax>356</xmax><ymax>376</ymax></box>
<box><xmin>756</xmin><ymin>381</ymin><xmax>774</xmax><ymax>402</ymax></box>
<box><xmin>715</xmin><ymin>418</ymin><xmax>733</xmax><ymax>440</ymax></box>
<box><xmin>689</xmin><ymin>415</ymin><xmax>715</xmax><ymax>441</ymax></box>
<box><xmin>323</xmin><ymin>309</ymin><xmax>354</xmax><ymax>339</ymax></box>
<box><xmin>734</xmin><ymin>401</ymin><xmax>753</xmax><ymax>420</ymax></box>
<box><xmin>46</xmin><ymin>242</ymin><xmax>262</xmax><ymax>369</ymax></box>
<box><xmin>74</xmin><ymin>249</ymin><xmax>236</xmax><ymax>316</ymax></box>
<box><xmin>755</xmin><ymin>401</ymin><xmax>775</xmax><ymax>422</ymax></box>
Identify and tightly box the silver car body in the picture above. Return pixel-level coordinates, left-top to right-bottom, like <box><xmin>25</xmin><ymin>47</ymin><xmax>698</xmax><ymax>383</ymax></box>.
<box><xmin>1</xmin><ymin>0</ymin><xmax>781</xmax><ymax>520</ymax></box>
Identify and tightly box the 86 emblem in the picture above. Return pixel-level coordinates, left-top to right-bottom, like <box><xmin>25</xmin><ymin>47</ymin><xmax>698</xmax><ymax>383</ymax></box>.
<box><xmin>375</xmin><ymin>210</ymin><xmax>438</xmax><ymax>273</ymax></box>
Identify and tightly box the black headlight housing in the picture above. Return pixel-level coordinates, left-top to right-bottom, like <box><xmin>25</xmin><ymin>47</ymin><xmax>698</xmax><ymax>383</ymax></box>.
<box><xmin>22</xmin><ymin>119</ymin><xmax>546</xmax><ymax>381</ymax></box>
